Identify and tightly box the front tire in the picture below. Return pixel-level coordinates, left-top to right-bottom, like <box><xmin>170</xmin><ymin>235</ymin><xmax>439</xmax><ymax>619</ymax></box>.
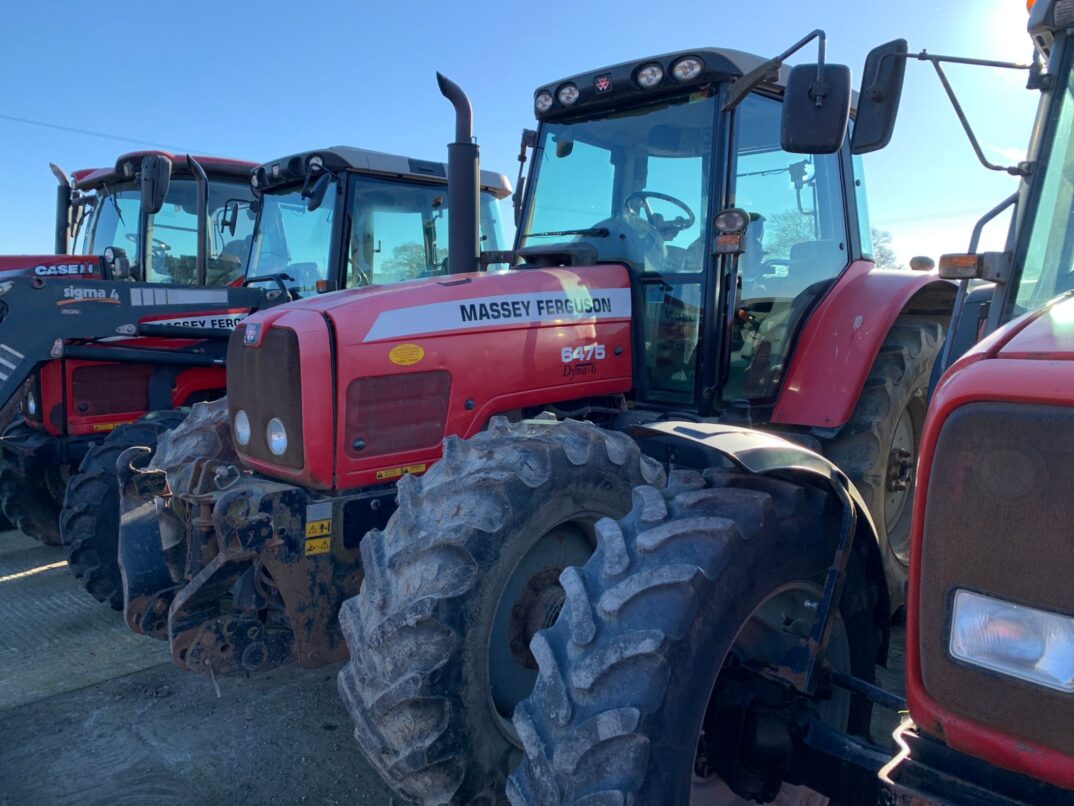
<box><xmin>337</xmin><ymin>417</ymin><xmax>665</xmax><ymax>805</ymax></box>
<box><xmin>509</xmin><ymin>469</ymin><xmax>882</xmax><ymax>805</ymax></box>
<box><xmin>60</xmin><ymin>410</ymin><xmax>188</xmax><ymax>609</ymax></box>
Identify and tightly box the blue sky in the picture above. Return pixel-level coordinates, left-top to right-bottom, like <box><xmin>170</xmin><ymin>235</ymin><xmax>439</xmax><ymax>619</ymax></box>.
<box><xmin>0</xmin><ymin>0</ymin><xmax>1038</xmax><ymax>263</ymax></box>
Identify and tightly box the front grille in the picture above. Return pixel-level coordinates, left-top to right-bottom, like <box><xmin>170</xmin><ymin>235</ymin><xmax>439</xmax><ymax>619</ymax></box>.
<box><xmin>71</xmin><ymin>364</ymin><xmax>153</xmax><ymax>415</ymax></box>
<box><xmin>919</xmin><ymin>402</ymin><xmax>1074</xmax><ymax>755</ymax></box>
<box><xmin>227</xmin><ymin>325</ymin><xmax>304</xmax><ymax>468</ymax></box>
<box><xmin>344</xmin><ymin>371</ymin><xmax>451</xmax><ymax>459</ymax></box>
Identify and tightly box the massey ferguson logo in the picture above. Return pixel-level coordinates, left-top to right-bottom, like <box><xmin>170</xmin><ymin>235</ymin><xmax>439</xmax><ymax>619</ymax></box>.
<box><xmin>34</xmin><ymin>263</ymin><xmax>95</xmax><ymax>277</ymax></box>
<box><xmin>244</xmin><ymin>322</ymin><xmax>262</xmax><ymax>345</ymax></box>
<box><xmin>594</xmin><ymin>75</ymin><xmax>612</xmax><ymax>93</ymax></box>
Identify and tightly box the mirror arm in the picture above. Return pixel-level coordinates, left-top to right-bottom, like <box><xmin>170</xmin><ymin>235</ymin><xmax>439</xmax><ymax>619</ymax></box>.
<box><xmin>724</xmin><ymin>29</ymin><xmax>826</xmax><ymax>111</ymax></box>
<box><xmin>186</xmin><ymin>155</ymin><xmax>210</xmax><ymax>286</ymax></box>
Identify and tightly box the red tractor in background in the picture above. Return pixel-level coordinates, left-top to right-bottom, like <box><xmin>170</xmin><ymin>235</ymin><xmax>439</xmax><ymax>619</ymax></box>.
<box><xmin>0</xmin><ymin>150</ymin><xmax>257</xmax><ymax>549</ymax></box>
<box><xmin>507</xmin><ymin>6</ymin><xmax>1074</xmax><ymax>806</ymax></box>
<box><xmin>113</xmin><ymin>142</ymin><xmax>511</xmax><ymax>642</ymax></box>
<box><xmin>134</xmin><ymin>41</ymin><xmax>952</xmax><ymax>804</ymax></box>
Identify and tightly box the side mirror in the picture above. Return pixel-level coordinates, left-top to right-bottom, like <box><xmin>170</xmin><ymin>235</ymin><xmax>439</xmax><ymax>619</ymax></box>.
<box><xmin>103</xmin><ymin>246</ymin><xmax>131</xmax><ymax>280</ymax></box>
<box><xmin>781</xmin><ymin>63</ymin><xmax>852</xmax><ymax>154</ymax></box>
<box><xmin>139</xmin><ymin>155</ymin><xmax>172</xmax><ymax>215</ymax></box>
<box><xmin>851</xmin><ymin>39</ymin><xmax>908</xmax><ymax>154</ymax></box>
<box><xmin>220</xmin><ymin>199</ymin><xmax>242</xmax><ymax>236</ymax></box>
<box><xmin>302</xmin><ymin>172</ymin><xmax>332</xmax><ymax>212</ymax></box>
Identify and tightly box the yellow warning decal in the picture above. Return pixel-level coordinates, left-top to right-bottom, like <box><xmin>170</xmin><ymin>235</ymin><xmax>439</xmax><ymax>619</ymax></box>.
<box><xmin>388</xmin><ymin>343</ymin><xmax>425</xmax><ymax>366</ymax></box>
<box><xmin>92</xmin><ymin>421</ymin><xmax>134</xmax><ymax>433</ymax></box>
<box><xmin>304</xmin><ymin>537</ymin><xmax>331</xmax><ymax>556</ymax></box>
<box><xmin>305</xmin><ymin>519</ymin><xmax>332</xmax><ymax>538</ymax></box>
<box><xmin>375</xmin><ymin>463</ymin><xmax>427</xmax><ymax>481</ymax></box>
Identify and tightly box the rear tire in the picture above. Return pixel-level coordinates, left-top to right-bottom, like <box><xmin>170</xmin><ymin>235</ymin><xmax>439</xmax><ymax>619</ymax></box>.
<box><xmin>337</xmin><ymin>417</ymin><xmax>665</xmax><ymax>805</ymax></box>
<box><xmin>822</xmin><ymin>317</ymin><xmax>942</xmax><ymax>608</ymax></box>
<box><xmin>0</xmin><ymin>420</ymin><xmax>63</xmax><ymax>545</ymax></box>
<box><xmin>60</xmin><ymin>410</ymin><xmax>188</xmax><ymax>609</ymax></box>
<box><xmin>508</xmin><ymin>469</ymin><xmax>882</xmax><ymax>805</ymax></box>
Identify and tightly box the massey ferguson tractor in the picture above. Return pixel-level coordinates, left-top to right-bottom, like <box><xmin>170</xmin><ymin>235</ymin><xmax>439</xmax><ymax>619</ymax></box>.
<box><xmin>0</xmin><ymin>150</ymin><xmax>257</xmax><ymax>549</ymax></box>
<box><xmin>130</xmin><ymin>36</ymin><xmax>955</xmax><ymax>803</ymax></box>
<box><xmin>506</xmin><ymin>7</ymin><xmax>1074</xmax><ymax>806</ymax></box>
<box><xmin>112</xmin><ymin>142</ymin><xmax>511</xmax><ymax>639</ymax></box>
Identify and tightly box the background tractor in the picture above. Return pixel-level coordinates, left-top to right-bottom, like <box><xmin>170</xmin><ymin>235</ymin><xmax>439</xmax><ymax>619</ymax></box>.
<box><xmin>113</xmin><ymin>142</ymin><xmax>511</xmax><ymax>650</ymax></box>
<box><xmin>511</xmin><ymin>5</ymin><xmax>1074</xmax><ymax>805</ymax></box>
<box><xmin>0</xmin><ymin>151</ymin><xmax>257</xmax><ymax>549</ymax></box>
<box><xmin>137</xmin><ymin>38</ymin><xmax>952</xmax><ymax>805</ymax></box>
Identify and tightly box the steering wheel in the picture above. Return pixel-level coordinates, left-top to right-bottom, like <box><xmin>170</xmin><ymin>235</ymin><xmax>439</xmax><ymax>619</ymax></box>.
<box><xmin>125</xmin><ymin>232</ymin><xmax>172</xmax><ymax>254</ymax></box>
<box><xmin>624</xmin><ymin>191</ymin><xmax>696</xmax><ymax>239</ymax></box>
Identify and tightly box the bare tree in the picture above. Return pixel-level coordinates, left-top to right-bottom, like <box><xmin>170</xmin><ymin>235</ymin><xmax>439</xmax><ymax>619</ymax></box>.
<box><xmin>871</xmin><ymin>228</ymin><xmax>904</xmax><ymax>270</ymax></box>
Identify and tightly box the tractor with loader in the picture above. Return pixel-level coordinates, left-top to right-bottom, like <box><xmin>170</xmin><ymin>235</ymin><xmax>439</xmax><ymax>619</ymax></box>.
<box><xmin>124</xmin><ymin>33</ymin><xmax>959</xmax><ymax>804</ymax></box>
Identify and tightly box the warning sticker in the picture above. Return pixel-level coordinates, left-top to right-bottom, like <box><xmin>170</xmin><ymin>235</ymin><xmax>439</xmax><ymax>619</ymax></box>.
<box><xmin>305</xmin><ymin>519</ymin><xmax>332</xmax><ymax>538</ymax></box>
<box><xmin>375</xmin><ymin>463</ymin><xmax>427</xmax><ymax>481</ymax></box>
<box><xmin>304</xmin><ymin>537</ymin><xmax>331</xmax><ymax>556</ymax></box>
<box><xmin>388</xmin><ymin>343</ymin><xmax>425</xmax><ymax>366</ymax></box>
<box><xmin>92</xmin><ymin>421</ymin><xmax>134</xmax><ymax>433</ymax></box>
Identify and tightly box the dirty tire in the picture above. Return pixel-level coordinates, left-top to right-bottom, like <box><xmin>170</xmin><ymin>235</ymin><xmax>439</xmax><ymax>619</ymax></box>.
<box><xmin>822</xmin><ymin>318</ymin><xmax>942</xmax><ymax>598</ymax></box>
<box><xmin>0</xmin><ymin>421</ymin><xmax>63</xmax><ymax>545</ymax></box>
<box><xmin>508</xmin><ymin>469</ymin><xmax>883</xmax><ymax>805</ymax></box>
<box><xmin>60</xmin><ymin>410</ymin><xmax>189</xmax><ymax>609</ymax></box>
<box><xmin>337</xmin><ymin>417</ymin><xmax>666</xmax><ymax>805</ymax></box>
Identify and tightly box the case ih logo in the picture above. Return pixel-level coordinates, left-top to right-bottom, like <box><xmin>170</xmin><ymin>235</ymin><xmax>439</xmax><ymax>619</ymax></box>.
<box><xmin>34</xmin><ymin>263</ymin><xmax>95</xmax><ymax>277</ymax></box>
<box><xmin>594</xmin><ymin>75</ymin><xmax>612</xmax><ymax>93</ymax></box>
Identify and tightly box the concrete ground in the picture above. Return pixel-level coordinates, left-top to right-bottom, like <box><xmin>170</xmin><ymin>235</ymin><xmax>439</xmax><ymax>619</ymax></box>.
<box><xmin>0</xmin><ymin>529</ymin><xmax>906</xmax><ymax>806</ymax></box>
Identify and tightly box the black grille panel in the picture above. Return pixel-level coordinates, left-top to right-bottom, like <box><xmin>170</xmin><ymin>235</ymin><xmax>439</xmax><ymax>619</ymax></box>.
<box><xmin>227</xmin><ymin>326</ymin><xmax>303</xmax><ymax>468</ymax></box>
<box><xmin>344</xmin><ymin>371</ymin><xmax>451</xmax><ymax>459</ymax></box>
<box><xmin>71</xmin><ymin>364</ymin><xmax>153</xmax><ymax>415</ymax></box>
<box><xmin>919</xmin><ymin>402</ymin><xmax>1074</xmax><ymax>755</ymax></box>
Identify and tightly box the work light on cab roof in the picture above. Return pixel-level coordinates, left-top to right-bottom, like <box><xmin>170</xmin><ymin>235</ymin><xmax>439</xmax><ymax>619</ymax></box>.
<box><xmin>636</xmin><ymin>62</ymin><xmax>664</xmax><ymax>88</ymax></box>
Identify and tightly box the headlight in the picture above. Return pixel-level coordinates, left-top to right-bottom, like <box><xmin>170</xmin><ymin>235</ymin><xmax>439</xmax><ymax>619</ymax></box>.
<box><xmin>636</xmin><ymin>63</ymin><xmax>664</xmax><ymax>88</ymax></box>
<box><xmin>950</xmin><ymin>589</ymin><xmax>1074</xmax><ymax>692</ymax></box>
<box><xmin>556</xmin><ymin>83</ymin><xmax>579</xmax><ymax>106</ymax></box>
<box><xmin>534</xmin><ymin>90</ymin><xmax>554</xmax><ymax>114</ymax></box>
<box><xmin>25</xmin><ymin>391</ymin><xmax>36</xmax><ymax>417</ymax></box>
<box><xmin>266</xmin><ymin>417</ymin><xmax>288</xmax><ymax>456</ymax></box>
<box><xmin>307</xmin><ymin>154</ymin><xmax>324</xmax><ymax>171</ymax></box>
<box><xmin>671</xmin><ymin>56</ymin><xmax>704</xmax><ymax>82</ymax></box>
<box><xmin>234</xmin><ymin>409</ymin><xmax>251</xmax><ymax>446</ymax></box>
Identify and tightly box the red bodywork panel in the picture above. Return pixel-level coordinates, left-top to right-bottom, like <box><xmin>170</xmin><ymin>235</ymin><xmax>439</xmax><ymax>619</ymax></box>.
<box><xmin>907</xmin><ymin>293</ymin><xmax>1074</xmax><ymax>790</ymax></box>
<box><xmin>236</xmin><ymin>266</ymin><xmax>634</xmax><ymax>490</ymax></box>
<box><xmin>771</xmin><ymin>261</ymin><xmax>953</xmax><ymax>428</ymax></box>
<box><xmin>0</xmin><ymin>254</ymin><xmax>102</xmax><ymax>280</ymax></box>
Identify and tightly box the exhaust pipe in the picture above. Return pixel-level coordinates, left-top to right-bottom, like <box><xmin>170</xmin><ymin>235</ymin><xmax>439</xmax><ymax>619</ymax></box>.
<box><xmin>437</xmin><ymin>73</ymin><xmax>480</xmax><ymax>275</ymax></box>
<box><xmin>50</xmin><ymin>163</ymin><xmax>72</xmax><ymax>255</ymax></box>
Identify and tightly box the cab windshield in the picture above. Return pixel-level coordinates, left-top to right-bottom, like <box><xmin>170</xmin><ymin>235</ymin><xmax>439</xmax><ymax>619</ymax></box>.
<box><xmin>77</xmin><ymin>178</ymin><xmax>256</xmax><ymax>285</ymax></box>
<box><xmin>519</xmin><ymin>91</ymin><xmax>715</xmax><ymax>274</ymax></box>
<box><xmin>247</xmin><ymin>173</ymin><xmax>506</xmax><ymax>295</ymax></box>
<box><xmin>1012</xmin><ymin>46</ymin><xmax>1074</xmax><ymax>316</ymax></box>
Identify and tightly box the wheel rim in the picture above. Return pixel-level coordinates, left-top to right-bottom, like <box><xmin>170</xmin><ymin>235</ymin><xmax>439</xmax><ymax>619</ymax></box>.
<box><xmin>487</xmin><ymin>518</ymin><xmax>597</xmax><ymax>744</ymax></box>
<box><xmin>691</xmin><ymin>581</ymin><xmax>852</xmax><ymax>805</ymax></box>
<box><xmin>884</xmin><ymin>397</ymin><xmax>922</xmax><ymax>564</ymax></box>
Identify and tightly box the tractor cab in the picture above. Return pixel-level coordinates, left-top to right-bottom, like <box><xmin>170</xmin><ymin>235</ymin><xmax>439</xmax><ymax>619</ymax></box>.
<box><xmin>64</xmin><ymin>151</ymin><xmax>257</xmax><ymax>284</ymax></box>
<box><xmin>242</xmin><ymin>147</ymin><xmax>510</xmax><ymax>298</ymax></box>
<box><xmin>515</xmin><ymin>48</ymin><xmax>870</xmax><ymax>413</ymax></box>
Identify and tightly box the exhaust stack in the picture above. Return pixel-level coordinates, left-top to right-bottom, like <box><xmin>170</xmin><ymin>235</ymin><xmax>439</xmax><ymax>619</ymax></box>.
<box><xmin>437</xmin><ymin>73</ymin><xmax>480</xmax><ymax>275</ymax></box>
<box><xmin>50</xmin><ymin>163</ymin><xmax>71</xmax><ymax>255</ymax></box>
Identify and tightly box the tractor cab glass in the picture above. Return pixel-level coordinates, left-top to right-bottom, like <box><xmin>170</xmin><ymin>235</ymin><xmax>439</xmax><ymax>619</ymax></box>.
<box><xmin>248</xmin><ymin>173</ymin><xmax>507</xmax><ymax>296</ymax></box>
<box><xmin>519</xmin><ymin>85</ymin><xmax>851</xmax><ymax>409</ymax></box>
<box><xmin>1011</xmin><ymin>44</ymin><xmax>1074</xmax><ymax>317</ymax></box>
<box><xmin>77</xmin><ymin>179</ymin><xmax>256</xmax><ymax>285</ymax></box>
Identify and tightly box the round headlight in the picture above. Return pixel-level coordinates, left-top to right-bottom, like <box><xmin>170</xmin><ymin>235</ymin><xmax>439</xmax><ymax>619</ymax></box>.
<box><xmin>636</xmin><ymin>63</ymin><xmax>664</xmax><ymax>89</ymax></box>
<box><xmin>25</xmin><ymin>391</ymin><xmax>36</xmax><ymax>417</ymax></box>
<box><xmin>307</xmin><ymin>154</ymin><xmax>324</xmax><ymax>170</ymax></box>
<box><xmin>250</xmin><ymin>172</ymin><xmax>259</xmax><ymax>189</ymax></box>
<box><xmin>672</xmin><ymin>56</ymin><xmax>704</xmax><ymax>82</ymax></box>
<box><xmin>266</xmin><ymin>417</ymin><xmax>288</xmax><ymax>456</ymax></box>
<box><xmin>556</xmin><ymin>83</ymin><xmax>579</xmax><ymax>106</ymax></box>
<box><xmin>714</xmin><ymin>208</ymin><xmax>749</xmax><ymax>234</ymax></box>
<box><xmin>121</xmin><ymin>160</ymin><xmax>135</xmax><ymax>178</ymax></box>
<box><xmin>234</xmin><ymin>409</ymin><xmax>251</xmax><ymax>446</ymax></box>
<box><xmin>534</xmin><ymin>90</ymin><xmax>554</xmax><ymax>114</ymax></box>
<box><xmin>103</xmin><ymin>246</ymin><xmax>116</xmax><ymax>262</ymax></box>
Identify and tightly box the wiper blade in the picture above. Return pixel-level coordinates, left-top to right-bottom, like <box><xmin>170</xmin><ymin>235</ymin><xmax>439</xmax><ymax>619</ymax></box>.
<box><xmin>525</xmin><ymin>227</ymin><xmax>609</xmax><ymax>238</ymax></box>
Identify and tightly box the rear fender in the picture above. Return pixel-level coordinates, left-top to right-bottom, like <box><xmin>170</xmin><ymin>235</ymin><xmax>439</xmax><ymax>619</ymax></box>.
<box><xmin>772</xmin><ymin>262</ymin><xmax>956</xmax><ymax>429</ymax></box>
<box><xmin>632</xmin><ymin>420</ymin><xmax>892</xmax><ymax>653</ymax></box>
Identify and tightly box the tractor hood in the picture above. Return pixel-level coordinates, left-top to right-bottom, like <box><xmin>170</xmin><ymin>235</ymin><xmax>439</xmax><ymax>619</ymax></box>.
<box><xmin>0</xmin><ymin>254</ymin><xmax>102</xmax><ymax>279</ymax></box>
<box><xmin>994</xmin><ymin>292</ymin><xmax>1074</xmax><ymax>360</ymax></box>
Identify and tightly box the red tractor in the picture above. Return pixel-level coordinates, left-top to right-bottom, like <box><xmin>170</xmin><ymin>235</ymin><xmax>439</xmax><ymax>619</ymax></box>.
<box><xmin>506</xmin><ymin>8</ymin><xmax>1074</xmax><ymax>806</ymax></box>
<box><xmin>113</xmin><ymin>140</ymin><xmax>511</xmax><ymax>646</ymax></box>
<box><xmin>135</xmin><ymin>43</ymin><xmax>953</xmax><ymax>802</ymax></box>
<box><xmin>0</xmin><ymin>150</ymin><xmax>257</xmax><ymax>549</ymax></box>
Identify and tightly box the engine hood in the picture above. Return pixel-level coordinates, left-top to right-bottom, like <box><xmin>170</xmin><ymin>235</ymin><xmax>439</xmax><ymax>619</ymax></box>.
<box><xmin>994</xmin><ymin>292</ymin><xmax>1074</xmax><ymax>360</ymax></box>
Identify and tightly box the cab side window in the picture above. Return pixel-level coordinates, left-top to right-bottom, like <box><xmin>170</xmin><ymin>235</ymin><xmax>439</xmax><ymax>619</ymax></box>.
<box><xmin>726</xmin><ymin>93</ymin><xmax>849</xmax><ymax>402</ymax></box>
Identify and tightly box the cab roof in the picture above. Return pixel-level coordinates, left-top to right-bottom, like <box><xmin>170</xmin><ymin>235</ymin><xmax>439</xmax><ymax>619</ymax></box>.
<box><xmin>70</xmin><ymin>150</ymin><xmax>256</xmax><ymax>190</ymax></box>
<box><xmin>254</xmin><ymin>146</ymin><xmax>512</xmax><ymax>199</ymax></box>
